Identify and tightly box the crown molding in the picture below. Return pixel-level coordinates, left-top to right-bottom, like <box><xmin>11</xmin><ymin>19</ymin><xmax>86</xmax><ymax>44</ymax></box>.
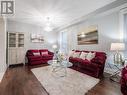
<box><xmin>56</xmin><ymin>0</ymin><xmax>127</xmax><ymax>32</ymax></box>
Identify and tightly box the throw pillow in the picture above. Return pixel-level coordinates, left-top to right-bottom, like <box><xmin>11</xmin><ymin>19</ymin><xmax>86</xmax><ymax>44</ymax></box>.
<box><xmin>68</xmin><ymin>50</ymin><xmax>75</xmax><ymax>57</ymax></box>
<box><xmin>33</xmin><ymin>52</ymin><xmax>40</xmax><ymax>56</ymax></box>
<box><xmin>41</xmin><ymin>51</ymin><xmax>48</xmax><ymax>55</ymax></box>
<box><xmin>73</xmin><ymin>52</ymin><xmax>80</xmax><ymax>58</ymax></box>
<box><xmin>79</xmin><ymin>52</ymin><xmax>88</xmax><ymax>59</ymax></box>
<box><xmin>86</xmin><ymin>52</ymin><xmax>95</xmax><ymax>61</ymax></box>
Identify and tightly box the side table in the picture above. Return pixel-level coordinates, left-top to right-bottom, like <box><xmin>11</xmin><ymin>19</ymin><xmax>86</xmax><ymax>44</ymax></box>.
<box><xmin>108</xmin><ymin>63</ymin><xmax>124</xmax><ymax>82</ymax></box>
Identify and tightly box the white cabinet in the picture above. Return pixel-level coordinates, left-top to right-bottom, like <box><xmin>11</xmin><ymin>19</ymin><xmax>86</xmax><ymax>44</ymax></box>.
<box><xmin>8</xmin><ymin>48</ymin><xmax>17</xmax><ymax>65</ymax></box>
<box><xmin>7</xmin><ymin>32</ymin><xmax>25</xmax><ymax>66</ymax></box>
<box><xmin>17</xmin><ymin>48</ymin><xmax>25</xmax><ymax>64</ymax></box>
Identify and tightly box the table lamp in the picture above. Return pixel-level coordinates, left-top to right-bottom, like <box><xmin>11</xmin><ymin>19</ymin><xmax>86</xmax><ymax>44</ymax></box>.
<box><xmin>52</xmin><ymin>44</ymin><xmax>57</xmax><ymax>49</ymax></box>
<box><xmin>110</xmin><ymin>43</ymin><xmax>125</xmax><ymax>64</ymax></box>
<box><xmin>52</xmin><ymin>44</ymin><xmax>58</xmax><ymax>60</ymax></box>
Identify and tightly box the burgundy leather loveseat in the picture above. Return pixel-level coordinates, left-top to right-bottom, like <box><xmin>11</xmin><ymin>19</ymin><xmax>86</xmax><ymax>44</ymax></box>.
<box><xmin>121</xmin><ymin>66</ymin><xmax>127</xmax><ymax>95</ymax></box>
<box><xmin>26</xmin><ymin>49</ymin><xmax>54</xmax><ymax>65</ymax></box>
<box><xmin>69</xmin><ymin>50</ymin><xmax>107</xmax><ymax>78</ymax></box>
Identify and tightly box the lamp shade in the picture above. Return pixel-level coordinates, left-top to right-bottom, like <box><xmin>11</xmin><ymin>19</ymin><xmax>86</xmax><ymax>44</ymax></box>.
<box><xmin>110</xmin><ymin>43</ymin><xmax>125</xmax><ymax>51</ymax></box>
<box><xmin>52</xmin><ymin>44</ymin><xmax>57</xmax><ymax>49</ymax></box>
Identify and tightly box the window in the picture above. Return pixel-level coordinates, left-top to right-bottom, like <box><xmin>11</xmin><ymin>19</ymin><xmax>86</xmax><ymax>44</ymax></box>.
<box><xmin>124</xmin><ymin>13</ymin><xmax>127</xmax><ymax>42</ymax></box>
<box><xmin>119</xmin><ymin>8</ymin><xmax>127</xmax><ymax>42</ymax></box>
<box><xmin>59</xmin><ymin>31</ymin><xmax>68</xmax><ymax>53</ymax></box>
<box><xmin>119</xmin><ymin>8</ymin><xmax>127</xmax><ymax>58</ymax></box>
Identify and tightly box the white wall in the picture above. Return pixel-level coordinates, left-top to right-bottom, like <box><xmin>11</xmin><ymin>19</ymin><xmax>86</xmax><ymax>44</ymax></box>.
<box><xmin>0</xmin><ymin>17</ymin><xmax>7</xmax><ymax>81</ymax></box>
<box><xmin>7</xmin><ymin>21</ymin><xmax>58</xmax><ymax>51</ymax></box>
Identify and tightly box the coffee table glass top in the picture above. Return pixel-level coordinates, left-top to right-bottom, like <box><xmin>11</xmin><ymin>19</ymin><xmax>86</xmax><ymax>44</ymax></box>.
<box><xmin>47</xmin><ymin>60</ymin><xmax>73</xmax><ymax>77</ymax></box>
<box><xmin>48</xmin><ymin>60</ymin><xmax>73</xmax><ymax>68</ymax></box>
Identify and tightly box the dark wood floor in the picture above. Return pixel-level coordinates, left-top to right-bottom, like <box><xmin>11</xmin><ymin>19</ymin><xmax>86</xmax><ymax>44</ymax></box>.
<box><xmin>0</xmin><ymin>64</ymin><xmax>123</xmax><ymax>95</ymax></box>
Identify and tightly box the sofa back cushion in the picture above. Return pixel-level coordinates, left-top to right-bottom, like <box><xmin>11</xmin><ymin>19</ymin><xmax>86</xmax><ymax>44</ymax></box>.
<box><xmin>33</xmin><ymin>52</ymin><xmax>40</xmax><ymax>56</ymax></box>
<box><xmin>73</xmin><ymin>52</ymin><xmax>80</xmax><ymax>58</ymax></box>
<box><xmin>41</xmin><ymin>52</ymin><xmax>48</xmax><ymax>56</ymax></box>
<box><xmin>86</xmin><ymin>52</ymin><xmax>96</xmax><ymax>61</ymax></box>
<box><xmin>70</xmin><ymin>50</ymin><xmax>106</xmax><ymax>59</ymax></box>
<box><xmin>79</xmin><ymin>52</ymin><xmax>88</xmax><ymax>59</ymax></box>
<box><xmin>39</xmin><ymin>49</ymin><xmax>48</xmax><ymax>56</ymax></box>
<box><xmin>27</xmin><ymin>50</ymin><xmax>40</xmax><ymax>56</ymax></box>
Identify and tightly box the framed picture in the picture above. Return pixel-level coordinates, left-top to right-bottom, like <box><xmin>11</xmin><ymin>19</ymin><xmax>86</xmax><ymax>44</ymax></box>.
<box><xmin>31</xmin><ymin>34</ymin><xmax>44</xmax><ymax>43</ymax></box>
<box><xmin>77</xmin><ymin>25</ymin><xmax>98</xmax><ymax>45</ymax></box>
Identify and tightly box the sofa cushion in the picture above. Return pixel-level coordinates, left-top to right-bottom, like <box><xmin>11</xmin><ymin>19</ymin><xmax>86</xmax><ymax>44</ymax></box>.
<box><xmin>28</xmin><ymin>56</ymin><xmax>42</xmax><ymax>61</ymax></box>
<box><xmin>69</xmin><ymin>57</ymin><xmax>83</xmax><ymax>63</ymax></box>
<box><xmin>73</xmin><ymin>52</ymin><xmax>80</xmax><ymax>58</ymax></box>
<box><xmin>33</xmin><ymin>52</ymin><xmax>40</xmax><ymax>56</ymax></box>
<box><xmin>82</xmin><ymin>59</ymin><xmax>91</xmax><ymax>64</ymax></box>
<box><xmin>39</xmin><ymin>49</ymin><xmax>48</xmax><ymax>55</ymax></box>
<box><xmin>80</xmin><ymin>52</ymin><xmax>88</xmax><ymax>59</ymax></box>
<box><xmin>42</xmin><ymin>55</ymin><xmax>53</xmax><ymax>58</ymax></box>
<box><xmin>80</xmin><ymin>62</ymin><xmax>99</xmax><ymax>71</ymax></box>
<box><xmin>41</xmin><ymin>51</ymin><xmax>48</xmax><ymax>56</ymax></box>
<box><xmin>86</xmin><ymin>52</ymin><xmax>95</xmax><ymax>61</ymax></box>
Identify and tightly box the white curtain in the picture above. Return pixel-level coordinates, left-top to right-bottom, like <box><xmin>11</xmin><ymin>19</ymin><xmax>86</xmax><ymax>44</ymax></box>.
<box><xmin>123</xmin><ymin>13</ymin><xmax>127</xmax><ymax>58</ymax></box>
<box><xmin>60</xmin><ymin>31</ymin><xmax>68</xmax><ymax>54</ymax></box>
<box><xmin>124</xmin><ymin>13</ymin><xmax>127</xmax><ymax>44</ymax></box>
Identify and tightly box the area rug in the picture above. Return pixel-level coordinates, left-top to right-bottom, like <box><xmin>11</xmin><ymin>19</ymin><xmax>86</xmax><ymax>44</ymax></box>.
<box><xmin>31</xmin><ymin>66</ymin><xmax>100</xmax><ymax>95</ymax></box>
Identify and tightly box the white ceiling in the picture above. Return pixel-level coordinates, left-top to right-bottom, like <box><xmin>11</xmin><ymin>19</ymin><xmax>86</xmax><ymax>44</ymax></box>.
<box><xmin>8</xmin><ymin>0</ymin><xmax>117</xmax><ymax>29</ymax></box>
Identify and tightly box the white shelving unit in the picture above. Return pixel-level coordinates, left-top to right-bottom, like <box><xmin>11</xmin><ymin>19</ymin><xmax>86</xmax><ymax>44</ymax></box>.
<box><xmin>7</xmin><ymin>32</ymin><xmax>25</xmax><ymax>66</ymax></box>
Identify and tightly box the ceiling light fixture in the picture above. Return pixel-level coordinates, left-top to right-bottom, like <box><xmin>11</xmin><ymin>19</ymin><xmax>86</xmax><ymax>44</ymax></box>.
<box><xmin>44</xmin><ymin>17</ymin><xmax>53</xmax><ymax>32</ymax></box>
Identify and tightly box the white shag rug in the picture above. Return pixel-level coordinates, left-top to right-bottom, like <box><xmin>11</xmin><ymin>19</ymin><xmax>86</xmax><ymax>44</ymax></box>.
<box><xmin>31</xmin><ymin>66</ymin><xmax>100</xmax><ymax>95</ymax></box>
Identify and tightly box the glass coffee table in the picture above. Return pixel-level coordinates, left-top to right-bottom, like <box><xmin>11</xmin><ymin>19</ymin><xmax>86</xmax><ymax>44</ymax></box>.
<box><xmin>48</xmin><ymin>60</ymin><xmax>73</xmax><ymax>77</ymax></box>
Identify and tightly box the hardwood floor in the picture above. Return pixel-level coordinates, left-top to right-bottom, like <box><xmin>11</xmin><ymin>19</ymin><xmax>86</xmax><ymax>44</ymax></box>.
<box><xmin>0</xmin><ymin>64</ymin><xmax>123</xmax><ymax>95</ymax></box>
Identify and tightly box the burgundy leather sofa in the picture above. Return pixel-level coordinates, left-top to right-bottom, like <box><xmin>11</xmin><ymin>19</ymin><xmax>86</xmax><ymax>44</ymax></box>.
<box><xmin>26</xmin><ymin>49</ymin><xmax>54</xmax><ymax>65</ymax></box>
<box><xmin>69</xmin><ymin>50</ymin><xmax>107</xmax><ymax>78</ymax></box>
<box><xmin>121</xmin><ymin>66</ymin><xmax>127</xmax><ymax>95</ymax></box>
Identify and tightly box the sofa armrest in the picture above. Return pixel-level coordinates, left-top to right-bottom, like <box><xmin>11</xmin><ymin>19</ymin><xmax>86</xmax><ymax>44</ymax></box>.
<box><xmin>91</xmin><ymin>56</ymin><xmax>106</xmax><ymax>65</ymax></box>
<box><xmin>26</xmin><ymin>51</ymin><xmax>33</xmax><ymax>56</ymax></box>
<box><xmin>48</xmin><ymin>51</ymin><xmax>54</xmax><ymax>55</ymax></box>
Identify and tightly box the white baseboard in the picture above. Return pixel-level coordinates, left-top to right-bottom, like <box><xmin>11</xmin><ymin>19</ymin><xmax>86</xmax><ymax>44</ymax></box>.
<box><xmin>0</xmin><ymin>66</ymin><xmax>7</xmax><ymax>82</ymax></box>
<box><xmin>0</xmin><ymin>72</ymin><xmax>5</xmax><ymax>82</ymax></box>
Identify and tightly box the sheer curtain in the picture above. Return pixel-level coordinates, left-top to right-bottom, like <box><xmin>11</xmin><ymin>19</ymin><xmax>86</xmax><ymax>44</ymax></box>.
<box><xmin>124</xmin><ymin>13</ymin><xmax>127</xmax><ymax>44</ymax></box>
<box><xmin>59</xmin><ymin>31</ymin><xmax>68</xmax><ymax>54</ymax></box>
<box><xmin>123</xmin><ymin>13</ymin><xmax>127</xmax><ymax>58</ymax></box>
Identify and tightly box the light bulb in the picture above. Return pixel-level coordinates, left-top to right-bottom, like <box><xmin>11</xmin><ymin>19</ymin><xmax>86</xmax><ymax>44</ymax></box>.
<box><xmin>44</xmin><ymin>26</ymin><xmax>53</xmax><ymax>32</ymax></box>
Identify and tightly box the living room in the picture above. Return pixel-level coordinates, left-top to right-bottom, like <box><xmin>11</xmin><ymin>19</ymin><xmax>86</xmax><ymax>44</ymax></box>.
<box><xmin>0</xmin><ymin>0</ymin><xmax>127</xmax><ymax>95</ymax></box>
